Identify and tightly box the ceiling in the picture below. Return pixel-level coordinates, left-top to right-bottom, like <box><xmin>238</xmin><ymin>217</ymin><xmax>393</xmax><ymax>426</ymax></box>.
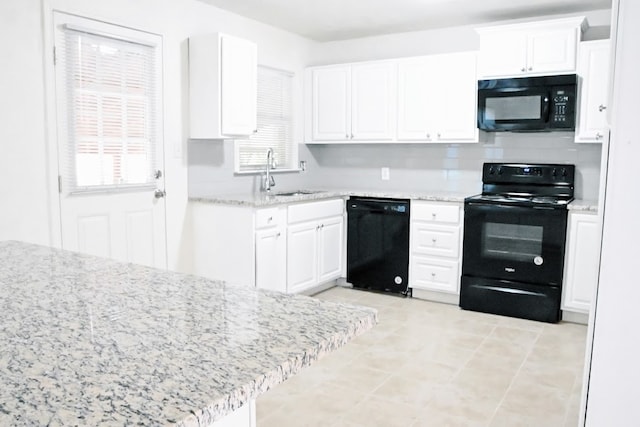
<box><xmin>199</xmin><ymin>0</ymin><xmax>611</xmax><ymax>42</ymax></box>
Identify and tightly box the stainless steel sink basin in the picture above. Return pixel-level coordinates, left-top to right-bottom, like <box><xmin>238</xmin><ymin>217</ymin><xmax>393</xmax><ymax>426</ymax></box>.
<box><xmin>272</xmin><ymin>190</ymin><xmax>322</xmax><ymax>197</ymax></box>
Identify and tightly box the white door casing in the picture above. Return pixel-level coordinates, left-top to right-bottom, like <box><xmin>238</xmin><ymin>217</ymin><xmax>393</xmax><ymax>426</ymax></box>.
<box><xmin>52</xmin><ymin>12</ymin><xmax>167</xmax><ymax>268</ymax></box>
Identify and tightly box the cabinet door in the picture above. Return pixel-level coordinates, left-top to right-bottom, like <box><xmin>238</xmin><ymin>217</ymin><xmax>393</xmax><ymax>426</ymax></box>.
<box><xmin>397</xmin><ymin>58</ymin><xmax>437</xmax><ymax>140</ymax></box>
<box><xmin>575</xmin><ymin>40</ymin><xmax>611</xmax><ymax>143</ymax></box>
<box><xmin>351</xmin><ymin>62</ymin><xmax>396</xmax><ymax>141</ymax></box>
<box><xmin>563</xmin><ymin>213</ymin><xmax>600</xmax><ymax>313</ymax></box>
<box><xmin>220</xmin><ymin>34</ymin><xmax>257</xmax><ymax>135</ymax></box>
<box><xmin>478</xmin><ymin>30</ymin><xmax>528</xmax><ymax>78</ymax></box>
<box><xmin>435</xmin><ymin>53</ymin><xmax>478</xmax><ymax>142</ymax></box>
<box><xmin>317</xmin><ymin>216</ymin><xmax>344</xmax><ymax>283</ymax></box>
<box><xmin>527</xmin><ymin>28</ymin><xmax>578</xmax><ymax>75</ymax></box>
<box><xmin>410</xmin><ymin>255</ymin><xmax>460</xmax><ymax>294</ymax></box>
<box><xmin>287</xmin><ymin>221</ymin><xmax>319</xmax><ymax>293</ymax></box>
<box><xmin>255</xmin><ymin>227</ymin><xmax>287</xmax><ymax>293</ymax></box>
<box><xmin>311</xmin><ymin>66</ymin><xmax>351</xmax><ymax>141</ymax></box>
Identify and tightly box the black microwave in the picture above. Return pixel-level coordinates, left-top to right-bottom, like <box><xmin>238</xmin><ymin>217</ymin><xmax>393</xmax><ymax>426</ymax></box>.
<box><xmin>477</xmin><ymin>74</ymin><xmax>577</xmax><ymax>132</ymax></box>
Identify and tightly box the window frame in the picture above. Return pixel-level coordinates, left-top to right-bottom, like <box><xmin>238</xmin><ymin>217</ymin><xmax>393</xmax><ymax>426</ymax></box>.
<box><xmin>53</xmin><ymin>12</ymin><xmax>163</xmax><ymax>195</ymax></box>
<box><xmin>234</xmin><ymin>65</ymin><xmax>298</xmax><ymax>174</ymax></box>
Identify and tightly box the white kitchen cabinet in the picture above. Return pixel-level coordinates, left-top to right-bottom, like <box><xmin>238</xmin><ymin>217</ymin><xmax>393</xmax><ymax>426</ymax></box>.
<box><xmin>477</xmin><ymin>17</ymin><xmax>586</xmax><ymax>78</ymax></box>
<box><xmin>409</xmin><ymin>201</ymin><xmax>463</xmax><ymax>296</ymax></box>
<box><xmin>287</xmin><ymin>199</ymin><xmax>345</xmax><ymax>294</ymax></box>
<box><xmin>255</xmin><ymin>207</ymin><xmax>287</xmax><ymax>293</ymax></box>
<box><xmin>575</xmin><ymin>40</ymin><xmax>611</xmax><ymax>143</ymax></box>
<box><xmin>310</xmin><ymin>62</ymin><xmax>396</xmax><ymax>142</ymax></box>
<box><xmin>189</xmin><ymin>33</ymin><xmax>257</xmax><ymax>139</ymax></box>
<box><xmin>397</xmin><ymin>52</ymin><xmax>477</xmax><ymax>142</ymax></box>
<box><xmin>562</xmin><ymin>211</ymin><xmax>600</xmax><ymax>314</ymax></box>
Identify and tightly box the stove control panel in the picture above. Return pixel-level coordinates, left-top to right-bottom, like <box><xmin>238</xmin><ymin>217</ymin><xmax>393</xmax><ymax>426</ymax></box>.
<box><xmin>483</xmin><ymin>163</ymin><xmax>575</xmax><ymax>186</ymax></box>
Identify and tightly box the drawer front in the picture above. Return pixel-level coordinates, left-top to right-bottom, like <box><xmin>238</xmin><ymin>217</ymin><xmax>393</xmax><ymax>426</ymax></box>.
<box><xmin>288</xmin><ymin>198</ymin><xmax>344</xmax><ymax>224</ymax></box>
<box><xmin>411</xmin><ymin>201</ymin><xmax>460</xmax><ymax>223</ymax></box>
<box><xmin>411</xmin><ymin>223</ymin><xmax>460</xmax><ymax>258</ymax></box>
<box><xmin>410</xmin><ymin>255</ymin><xmax>460</xmax><ymax>294</ymax></box>
<box><xmin>255</xmin><ymin>207</ymin><xmax>285</xmax><ymax>229</ymax></box>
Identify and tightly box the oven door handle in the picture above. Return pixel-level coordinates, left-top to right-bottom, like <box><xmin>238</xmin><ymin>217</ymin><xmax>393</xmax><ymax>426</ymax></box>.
<box><xmin>471</xmin><ymin>284</ymin><xmax>547</xmax><ymax>297</ymax></box>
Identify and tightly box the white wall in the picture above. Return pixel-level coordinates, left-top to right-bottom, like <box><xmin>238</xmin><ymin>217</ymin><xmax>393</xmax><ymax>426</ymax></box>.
<box><xmin>585</xmin><ymin>0</ymin><xmax>640</xmax><ymax>423</ymax></box>
<box><xmin>0</xmin><ymin>0</ymin><xmax>53</xmax><ymax>246</ymax></box>
<box><xmin>0</xmin><ymin>0</ymin><xmax>313</xmax><ymax>270</ymax></box>
<box><xmin>310</xmin><ymin>9</ymin><xmax>612</xmax><ymax>65</ymax></box>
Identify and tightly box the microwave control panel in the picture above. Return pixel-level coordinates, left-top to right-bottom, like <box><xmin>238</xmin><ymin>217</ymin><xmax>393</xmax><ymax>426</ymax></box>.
<box><xmin>550</xmin><ymin>86</ymin><xmax>575</xmax><ymax>128</ymax></box>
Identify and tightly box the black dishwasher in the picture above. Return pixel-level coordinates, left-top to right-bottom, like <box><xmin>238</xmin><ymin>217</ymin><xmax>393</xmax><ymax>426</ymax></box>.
<box><xmin>347</xmin><ymin>197</ymin><xmax>410</xmax><ymax>295</ymax></box>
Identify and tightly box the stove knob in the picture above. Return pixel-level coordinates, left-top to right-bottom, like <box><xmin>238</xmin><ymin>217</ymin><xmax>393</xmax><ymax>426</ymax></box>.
<box><xmin>552</xmin><ymin>168</ymin><xmax>557</xmax><ymax>177</ymax></box>
<box><xmin>497</xmin><ymin>167</ymin><xmax>503</xmax><ymax>175</ymax></box>
<box><xmin>561</xmin><ymin>168</ymin><xmax>567</xmax><ymax>177</ymax></box>
<box><xmin>488</xmin><ymin>166</ymin><xmax>495</xmax><ymax>175</ymax></box>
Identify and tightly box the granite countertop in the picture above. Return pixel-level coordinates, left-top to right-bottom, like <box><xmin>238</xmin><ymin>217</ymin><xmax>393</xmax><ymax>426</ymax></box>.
<box><xmin>189</xmin><ymin>189</ymin><xmax>469</xmax><ymax>207</ymax></box>
<box><xmin>0</xmin><ymin>241</ymin><xmax>376</xmax><ymax>426</ymax></box>
<box><xmin>568</xmin><ymin>199</ymin><xmax>599</xmax><ymax>212</ymax></box>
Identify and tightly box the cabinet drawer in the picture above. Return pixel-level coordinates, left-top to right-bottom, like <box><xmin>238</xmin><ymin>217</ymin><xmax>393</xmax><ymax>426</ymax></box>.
<box><xmin>411</xmin><ymin>223</ymin><xmax>460</xmax><ymax>258</ymax></box>
<box><xmin>410</xmin><ymin>255</ymin><xmax>460</xmax><ymax>294</ymax></box>
<box><xmin>255</xmin><ymin>207</ymin><xmax>285</xmax><ymax>229</ymax></box>
<box><xmin>411</xmin><ymin>201</ymin><xmax>460</xmax><ymax>223</ymax></box>
<box><xmin>288</xmin><ymin>198</ymin><xmax>344</xmax><ymax>224</ymax></box>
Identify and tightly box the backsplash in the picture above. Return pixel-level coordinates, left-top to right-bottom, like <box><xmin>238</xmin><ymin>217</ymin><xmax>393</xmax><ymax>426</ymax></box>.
<box><xmin>189</xmin><ymin>133</ymin><xmax>602</xmax><ymax>200</ymax></box>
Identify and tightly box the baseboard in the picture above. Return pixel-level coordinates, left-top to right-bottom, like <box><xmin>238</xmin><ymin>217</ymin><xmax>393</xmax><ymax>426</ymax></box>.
<box><xmin>303</xmin><ymin>279</ymin><xmax>339</xmax><ymax>296</ymax></box>
<box><xmin>561</xmin><ymin>309</ymin><xmax>589</xmax><ymax>325</ymax></box>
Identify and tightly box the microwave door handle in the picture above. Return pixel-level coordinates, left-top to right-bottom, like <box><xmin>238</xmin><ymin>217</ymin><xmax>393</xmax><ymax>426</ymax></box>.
<box><xmin>542</xmin><ymin>95</ymin><xmax>551</xmax><ymax>122</ymax></box>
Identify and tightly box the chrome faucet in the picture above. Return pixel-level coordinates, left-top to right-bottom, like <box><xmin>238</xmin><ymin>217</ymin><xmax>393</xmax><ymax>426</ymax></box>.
<box><xmin>263</xmin><ymin>148</ymin><xmax>276</xmax><ymax>192</ymax></box>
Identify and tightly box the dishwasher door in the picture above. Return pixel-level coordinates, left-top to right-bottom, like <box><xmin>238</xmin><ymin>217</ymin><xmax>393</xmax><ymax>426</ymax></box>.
<box><xmin>347</xmin><ymin>197</ymin><xmax>410</xmax><ymax>294</ymax></box>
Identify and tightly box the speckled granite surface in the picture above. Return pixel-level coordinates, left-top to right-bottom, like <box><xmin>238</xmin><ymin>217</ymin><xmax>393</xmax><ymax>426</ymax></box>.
<box><xmin>568</xmin><ymin>199</ymin><xmax>598</xmax><ymax>212</ymax></box>
<box><xmin>0</xmin><ymin>241</ymin><xmax>376</xmax><ymax>426</ymax></box>
<box><xmin>189</xmin><ymin>189</ymin><xmax>468</xmax><ymax>207</ymax></box>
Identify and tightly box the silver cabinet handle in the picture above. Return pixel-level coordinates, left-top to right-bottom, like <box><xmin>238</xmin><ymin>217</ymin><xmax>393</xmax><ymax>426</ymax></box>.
<box><xmin>345</xmin><ymin>134</ymin><xmax>349</xmax><ymax>139</ymax></box>
<box><xmin>528</xmin><ymin>67</ymin><xmax>533</xmax><ymax>71</ymax></box>
<box><xmin>154</xmin><ymin>189</ymin><xmax>166</xmax><ymax>199</ymax></box>
<box><xmin>599</xmin><ymin>104</ymin><xmax>607</xmax><ymax>112</ymax></box>
<box><xmin>276</xmin><ymin>232</ymin><xmax>281</xmax><ymax>237</ymax></box>
<box><xmin>521</xmin><ymin>67</ymin><xmax>526</xmax><ymax>72</ymax></box>
<box><xmin>350</xmin><ymin>134</ymin><xmax>354</xmax><ymax>139</ymax></box>
<box><xmin>437</xmin><ymin>132</ymin><xmax>441</xmax><ymax>139</ymax></box>
<box><xmin>596</xmin><ymin>132</ymin><xmax>603</xmax><ymax>140</ymax></box>
<box><xmin>268</xmin><ymin>216</ymin><xmax>273</xmax><ymax>222</ymax></box>
<box><xmin>154</xmin><ymin>170</ymin><xmax>162</xmax><ymax>179</ymax></box>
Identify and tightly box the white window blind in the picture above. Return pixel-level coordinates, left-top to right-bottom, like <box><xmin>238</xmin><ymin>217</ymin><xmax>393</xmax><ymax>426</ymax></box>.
<box><xmin>236</xmin><ymin>66</ymin><xmax>295</xmax><ymax>172</ymax></box>
<box><xmin>58</xmin><ymin>26</ymin><xmax>158</xmax><ymax>193</ymax></box>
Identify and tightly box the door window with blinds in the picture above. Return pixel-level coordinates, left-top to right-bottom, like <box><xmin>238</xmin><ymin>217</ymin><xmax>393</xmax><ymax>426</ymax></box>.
<box><xmin>235</xmin><ymin>66</ymin><xmax>296</xmax><ymax>173</ymax></box>
<box><xmin>55</xmin><ymin>16</ymin><xmax>161</xmax><ymax>193</ymax></box>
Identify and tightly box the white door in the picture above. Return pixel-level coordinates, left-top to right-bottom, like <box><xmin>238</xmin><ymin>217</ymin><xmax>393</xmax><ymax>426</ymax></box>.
<box><xmin>311</xmin><ymin>66</ymin><xmax>351</xmax><ymax>141</ymax></box>
<box><xmin>350</xmin><ymin>62</ymin><xmax>396</xmax><ymax>141</ymax></box>
<box><xmin>53</xmin><ymin>12</ymin><xmax>167</xmax><ymax>268</ymax></box>
<box><xmin>527</xmin><ymin>28</ymin><xmax>578</xmax><ymax>75</ymax></box>
<box><xmin>221</xmin><ymin>34</ymin><xmax>258</xmax><ymax>136</ymax></box>
<box><xmin>396</xmin><ymin>57</ymin><xmax>434</xmax><ymax>140</ymax></box>
<box><xmin>255</xmin><ymin>226</ymin><xmax>287</xmax><ymax>293</ymax></box>
<box><xmin>477</xmin><ymin>30</ymin><xmax>528</xmax><ymax>78</ymax></box>
<box><xmin>287</xmin><ymin>221</ymin><xmax>318</xmax><ymax>293</ymax></box>
<box><xmin>317</xmin><ymin>216</ymin><xmax>344</xmax><ymax>283</ymax></box>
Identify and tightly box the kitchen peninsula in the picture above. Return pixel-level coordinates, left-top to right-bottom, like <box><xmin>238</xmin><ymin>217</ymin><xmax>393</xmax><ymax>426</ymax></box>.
<box><xmin>0</xmin><ymin>241</ymin><xmax>376</xmax><ymax>426</ymax></box>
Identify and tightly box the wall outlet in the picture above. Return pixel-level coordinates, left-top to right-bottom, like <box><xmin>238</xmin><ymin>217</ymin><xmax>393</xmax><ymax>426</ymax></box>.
<box><xmin>381</xmin><ymin>167</ymin><xmax>390</xmax><ymax>180</ymax></box>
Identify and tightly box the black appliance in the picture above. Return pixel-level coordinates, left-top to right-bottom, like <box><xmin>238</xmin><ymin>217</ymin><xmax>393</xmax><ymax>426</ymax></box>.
<box><xmin>347</xmin><ymin>197</ymin><xmax>410</xmax><ymax>295</ymax></box>
<box><xmin>478</xmin><ymin>74</ymin><xmax>577</xmax><ymax>132</ymax></box>
<box><xmin>460</xmin><ymin>163</ymin><xmax>575</xmax><ymax>323</ymax></box>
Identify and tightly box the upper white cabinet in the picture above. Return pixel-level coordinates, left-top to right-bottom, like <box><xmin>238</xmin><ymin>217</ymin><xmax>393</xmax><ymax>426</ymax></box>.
<box><xmin>311</xmin><ymin>62</ymin><xmax>396</xmax><ymax>142</ymax></box>
<box><xmin>477</xmin><ymin>17</ymin><xmax>587</xmax><ymax>78</ymax></box>
<box><xmin>189</xmin><ymin>33</ymin><xmax>257</xmax><ymax>139</ymax></box>
<box><xmin>575</xmin><ymin>40</ymin><xmax>611</xmax><ymax>143</ymax></box>
<box><xmin>397</xmin><ymin>52</ymin><xmax>477</xmax><ymax>142</ymax></box>
<box><xmin>562</xmin><ymin>211</ymin><xmax>600</xmax><ymax>315</ymax></box>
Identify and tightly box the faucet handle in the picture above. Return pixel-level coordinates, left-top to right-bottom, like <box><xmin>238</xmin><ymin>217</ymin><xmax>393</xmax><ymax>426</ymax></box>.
<box><xmin>269</xmin><ymin>175</ymin><xmax>275</xmax><ymax>186</ymax></box>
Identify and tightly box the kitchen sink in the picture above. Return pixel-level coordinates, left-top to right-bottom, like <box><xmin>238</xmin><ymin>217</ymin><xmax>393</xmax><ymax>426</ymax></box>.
<box><xmin>272</xmin><ymin>190</ymin><xmax>323</xmax><ymax>197</ymax></box>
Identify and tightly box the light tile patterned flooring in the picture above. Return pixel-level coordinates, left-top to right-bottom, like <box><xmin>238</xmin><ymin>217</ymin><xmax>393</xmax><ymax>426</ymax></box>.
<box><xmin>257</xmin><ymin>286</ymin><xmax>587</xmax><ymax>427</ymax></box>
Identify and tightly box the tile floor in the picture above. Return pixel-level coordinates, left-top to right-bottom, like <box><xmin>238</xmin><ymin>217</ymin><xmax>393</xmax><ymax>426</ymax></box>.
<box><xmin>256</xmin><ymin>286</ymin><xmax>587</xmax><ymax>427</ymax></box>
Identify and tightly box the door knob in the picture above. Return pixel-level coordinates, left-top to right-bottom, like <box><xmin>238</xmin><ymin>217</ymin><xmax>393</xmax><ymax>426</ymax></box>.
<box><xmin>154</xmin><ymin>170</ymin><xmax>162</xmax><ymax>179</ymax></box>
<box><xmin>599</xmin><ymin>104</ymin><xmax>607</xmax><ymax>112</ymax></box>
<box><xmin>154</xmin><ymin>189</ymin><xmax>166</xmax><ymax>199</ymax></box>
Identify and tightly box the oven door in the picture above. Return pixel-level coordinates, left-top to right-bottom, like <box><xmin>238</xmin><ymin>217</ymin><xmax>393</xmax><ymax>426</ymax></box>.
<box><xmin>478</xmin><ymin>85</ymin><xmax>550</xmax><ymax>131</ymax></box>
<box><xmin>462</xmin><ymin>202</ymin><xmax>568</xmax><ymax>285</ymax></box>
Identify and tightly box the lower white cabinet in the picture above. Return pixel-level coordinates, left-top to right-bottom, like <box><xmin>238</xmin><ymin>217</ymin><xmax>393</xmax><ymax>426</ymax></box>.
<box><xmin>287</xmin><ymin>200</ymin><xmax>344</xmax><ymax>294</ymax></box>
<box><xmin>562</xmin><ymin>211</ymin><xmax>600</xmax><ymax>313</ymax></box>
<box><xmin>409</xmin><ymin>201</ymin><xmax>463</xmax><ymax>295</ymax></box>
<box><xmin>190</xmin><ymin>199</ymin><xmax>344</xmax><ymax>294</ymax></box>
<box><xmin>255</xmin><ymin>207</ymin><xmax>287</xmax><ymax>293</ymax></box>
